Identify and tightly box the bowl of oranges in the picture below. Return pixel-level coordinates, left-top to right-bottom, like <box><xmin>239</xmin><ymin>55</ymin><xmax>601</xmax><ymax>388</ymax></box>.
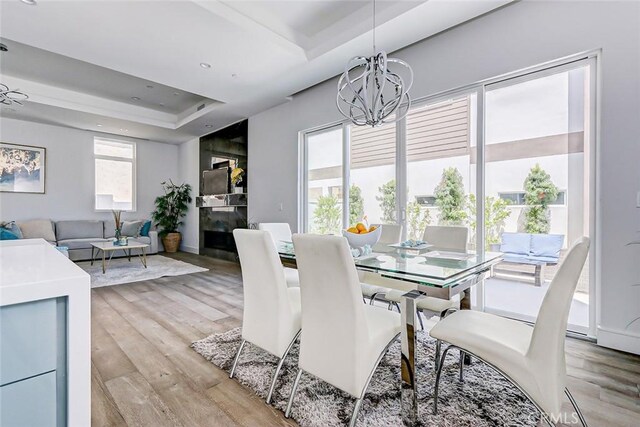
<box><xmin>343</xmin><ymin>221</ymin><xmax>381</xmax><ymax>248</ymax></box>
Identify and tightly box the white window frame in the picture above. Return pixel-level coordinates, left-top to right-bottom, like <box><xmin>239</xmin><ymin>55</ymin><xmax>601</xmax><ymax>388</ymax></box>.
<box><xmin>94</xmin><ymin>137</ymin><xmax>137</xmax><ymax>212</ymax></box>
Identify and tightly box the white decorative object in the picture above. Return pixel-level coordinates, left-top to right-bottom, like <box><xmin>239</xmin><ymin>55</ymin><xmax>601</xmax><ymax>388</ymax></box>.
<box><xmin>342</xmin><ymin>226</ymin><xmax>382</xmax><ymax>248</ymax></box>
<box><xmin>336</xmin><ymin>0</ymin><xmax>413</xmax><ymax>127</ymax></box>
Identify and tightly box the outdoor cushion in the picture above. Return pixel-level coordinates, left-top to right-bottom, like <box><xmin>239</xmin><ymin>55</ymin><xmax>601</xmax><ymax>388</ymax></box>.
<box><xmin>56</xmin><ymin>220</ymin><xmax>104</xmax><ymax>241</ymax></box>
<box><xmin>500</xmin><ymin>232</ymin><xmax>531</xmax><ymax>255</ymax></box>
<box><xmin>18</xmin><ymin>219</ymin><xmax>56</xmax><ymax>242</ymax></box>
<box><xmin>57</xmin><ymin>238</ymin><xmax>109</xmax><ymax>250</ymax></box>
<box><xmin>530</xmin><ymin>233</ymin><xmax>564</xmax><ymax>258</ymax></box>
<box><xmin>121</xmin><ymin>220</ymin><xmax>143</xmax><ymax>237</ymax></box>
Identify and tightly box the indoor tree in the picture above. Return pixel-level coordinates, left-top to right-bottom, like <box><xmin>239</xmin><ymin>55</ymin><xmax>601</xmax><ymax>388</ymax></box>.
<box><xmin>152</xmin><ymin>180</ymin><xmax>192</xmax><ymax>253</ymax></box>
<box><xmin>523</xmin><ymin>164</ymin><xmax>558</xmax><ymax>234</ymax></box>
<box><xmin>434</xmin><ymin>167</ymin><xmax>467</xmax><ymax>225</ymax></box>
<box><xmin>312</xmin><ymin>194</ymin><xmax>342</xmax><ymax>234</ymax></box>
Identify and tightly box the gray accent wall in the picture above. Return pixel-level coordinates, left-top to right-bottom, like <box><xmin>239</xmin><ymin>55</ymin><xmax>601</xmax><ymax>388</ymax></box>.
<box><xmin>247</xmin><ymin>1</ymin><xmax>640</xmax><ymax>352</ymax></box>
<box><xmin>0</xmin><ymin>117</ymin><xmax>179</xmax><ymax>223</ymax></box>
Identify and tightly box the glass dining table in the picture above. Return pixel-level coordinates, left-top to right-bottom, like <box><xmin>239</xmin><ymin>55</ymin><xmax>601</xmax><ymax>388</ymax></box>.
<box><xmin>278</xmin><ymin>242</ymin><xmax>503</xmax><ymax>425</ymax></box>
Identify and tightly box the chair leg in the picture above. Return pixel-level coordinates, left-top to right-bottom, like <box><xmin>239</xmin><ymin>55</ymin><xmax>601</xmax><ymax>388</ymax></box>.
<box><xmin>433</xmin><ymin>346</ymin><xmax>453</xmax><ymax>414</ymax></box>
<box><xmin>229</xmin><ymin>339</ymin><xmax>246</xmax><ymax>379</ymax></box>
<box><xmin>393</xmin><ymin>302</ymin><xmax>401</xmax><ymax>312</ymax></box>
<box><xmin>387</xmin><ymin>302</ymin><xmax>393</xmax><ymax>311</ymax></box>
<box><xmin>416</xmin><ymin>309</ymin><xmax>425</xmax><ymax>331</ymax></box>
<box><xmin>369</xmin><ymin>292</ymin><xmax>379</xmax><ymax>305</ymax></box>
<box><xmin>459</xmin><ymin>350</ymin><xmax>464</xmax><ymax>382</ymax></box>
<box><xmin>565</xmin><ymin>388</ymin><xmax>589</xmax><ymax>427</ymax></box>
<box><xmin>434</xmin><ymin>339</ymin><xmax>441</xmax><ymax>370</ymax></box>
<box><xmin>285</xmin><ymin>369</ymin><xmax>303</xmax><ymax>418</ymax></box>
<box><xmin>266</xmin><ymin>330</ymin><xmax>301</xmax><ymax>404</ymax></box>
<box><xmin>349</xmin><ymin>398</ymin><xmax>363</xmax><ymax>427</ymax></box>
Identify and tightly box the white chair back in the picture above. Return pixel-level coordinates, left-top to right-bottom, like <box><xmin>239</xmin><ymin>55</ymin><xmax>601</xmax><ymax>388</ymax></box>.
<box><xmin>233</xmin><ymin>229</ymin><xmax>298</xmax><ymax>357</ymax></box>
<box><xmin>373</xmin><ymin>223</ymin><xmax>403</xmax><ymax>253</ymax></box>
<box><xmin>258</xmin><ymin>222</ymin><xmax>293</xmax><ymax>245</ymax></box>
<box><xmin>423</xmin><ymin>225</ymin><xmax>468</xmax><ymax>252</ymax></box>
<box><xmin>528</xmin><ymin>237</ymin><xmax>589</xmax><ymax>414</ymax></box>
<box><xmin>292</xmin><ymin>233</ymin><xmax>372</xmax><ymax>396</ymax></box>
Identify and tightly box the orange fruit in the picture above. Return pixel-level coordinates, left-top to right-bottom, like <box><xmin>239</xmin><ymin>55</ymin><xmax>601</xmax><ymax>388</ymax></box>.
<box><xmin>369</xmin><ymin>225</ymin><xmax>377</xmax><ymax>232</ymax></box>
<box><xmin>347</xmin><ymin>227</ymin><xmax>358</xmax><ymax>233</ymax></box>
<box><xmin>356</xmin><ymin>223</ymin><xmax>366</xmax><ymax>232</ymax></box>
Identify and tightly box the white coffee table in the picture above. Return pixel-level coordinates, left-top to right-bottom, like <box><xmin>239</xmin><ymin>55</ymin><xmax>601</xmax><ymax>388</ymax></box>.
<box><xmin>90</xmin><ymin>241</ymin><xmax>149</xmax><ymax>274</ymax></box>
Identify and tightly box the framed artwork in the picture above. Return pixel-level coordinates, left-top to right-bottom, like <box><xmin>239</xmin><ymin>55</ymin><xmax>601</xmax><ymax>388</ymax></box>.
<box><xmin>0</xmin><ymin>142</ymin><xmax>46</xmax><ymax>194</ymax></box>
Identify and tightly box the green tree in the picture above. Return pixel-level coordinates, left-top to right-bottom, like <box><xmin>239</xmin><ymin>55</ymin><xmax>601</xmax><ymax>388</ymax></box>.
<box><xmin>467</xmin><ymin>194</ymin><xmax>512</xmax><ymax>248</ymax></box>
<box><xmin>407</xmin><ymin>201</ymin><xmax>431</xmax><ymax>240</ymax></box>
<box><xmin>349</xmin><ymin>184</ymin><xmax>365</xmax><ymax>226</ymax></box>
<box><xmin>523</xmin><ymin>164</ymin><xmax>558</xmax><ymax>234</ymax></box>
<box><xmin>312</xmin><ymin>194</ymin><xmax>342</xmax><ymax>234</ymax></box>
<box><xmin>434</xmin><ymin>167</ymin><xmax>467</xmax><ymax>225</ymax></box>
<box><xmin>376</xmin><ymin>180</ymin><xmax>396</xmax><ymax>224</ymax></box>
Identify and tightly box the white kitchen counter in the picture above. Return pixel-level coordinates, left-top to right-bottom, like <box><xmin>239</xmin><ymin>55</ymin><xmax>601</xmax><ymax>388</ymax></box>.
<box><xmin>0</xmin><ymin>238</ymin><xmax>91</xmax><ymax>427</ymax></box>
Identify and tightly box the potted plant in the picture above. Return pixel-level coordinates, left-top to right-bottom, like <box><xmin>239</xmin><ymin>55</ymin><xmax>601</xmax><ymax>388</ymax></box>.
<box><xmin>152</xmin><ymin>180</ymin><xmax>192</xmax><ymax>253</ymax></box>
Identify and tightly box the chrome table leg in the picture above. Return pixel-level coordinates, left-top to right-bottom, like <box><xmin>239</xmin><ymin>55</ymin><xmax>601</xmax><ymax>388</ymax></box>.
<box><xmin>401</xmin><ymin>290</ymin><xmax>425</xmax><ymax>426</ymax></box>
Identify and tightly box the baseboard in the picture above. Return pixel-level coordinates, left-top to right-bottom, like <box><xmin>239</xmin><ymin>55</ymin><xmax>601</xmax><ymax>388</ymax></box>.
<box><xmin>180</xmin><ymin>245</ymin><xmax>199</xmax><ymax>254</ymax></box>
<box><xmin>597</xmin><ymin>326</ymin><xmax>640</xmax><ymax>355</ymax></box>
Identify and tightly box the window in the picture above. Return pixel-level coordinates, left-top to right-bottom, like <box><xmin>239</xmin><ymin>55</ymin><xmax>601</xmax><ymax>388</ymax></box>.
<box><xmin>94</xmin><ymin>138</ymin><xmax>136</xmax><ymax>211</ymax></box>
<box><xmin>498</xmin><ymin>191</ymin><xmax>566</xmax><ymax>206</ymax></box>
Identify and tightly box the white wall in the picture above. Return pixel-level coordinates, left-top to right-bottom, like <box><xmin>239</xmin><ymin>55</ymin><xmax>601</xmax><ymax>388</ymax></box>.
<box><xmin>0</xmin><ymin>117</ymin><xmax>179</xmax><ymax>224</ymax></box>
<box><xmin>178</xmin><ymin>137</ymin><xmax>200</xmax><ymax>253</ymax></box>
<box><xmin>248</xmin><ymin>1</ymin><xmax>640</xmax><ymax>353</ymax></box>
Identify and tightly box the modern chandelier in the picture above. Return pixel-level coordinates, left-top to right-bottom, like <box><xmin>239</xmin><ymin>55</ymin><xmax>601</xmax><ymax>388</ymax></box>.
<box><xmin>0</xmin><ymin>83</ymin><xmax>29</xmax><ymax>106</ymax></box>
<box><xmin>336</xmin><ymin>0</ymin><xmax>413</xmax><ymax>127</ymax></box>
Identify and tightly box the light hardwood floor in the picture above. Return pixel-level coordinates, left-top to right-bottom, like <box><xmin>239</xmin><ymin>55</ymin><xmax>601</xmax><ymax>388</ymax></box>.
<box><xmin>91</xmin><ymin>253</ymin><xmax>640</xmax><ymax>427</ymax></box>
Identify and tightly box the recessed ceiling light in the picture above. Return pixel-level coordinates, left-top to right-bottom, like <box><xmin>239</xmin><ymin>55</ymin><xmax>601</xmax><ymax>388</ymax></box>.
<box><xmin>159</xmin><ymin>103</ymin><xmax>165</xmax><ymax>107</ymax></box>
<box><xmin>146</xmin><ymin>85</ymin><xmax>154</xmax><ymax>89</ymax></box>
<box><xmin>131</xmin><ymin>96</ymin><xmax>141</xmax><ymax>101</ymax></box>
<box><xmin>231</xmin><ymin>73</ymin><xmax>238</xmax><ymax>78</ymax></box>
<box><xmin>200</xmin><ymin>62</ymin><xmax>211</xmax><ymax>69</ymax></box>
<box><xmin>20</xmin><ymin>0</ymin><xmax>37</xmax><ymax>5</ymax></box>
<box><xmin>205</xmin><ymin>124</ymin><xmax>213</xmax><ymax>128</ymax></box>
<box><xmin>173</xmin><ymin>92</ymin><xmax>180</xmax><ymax>96</ymax></box>
<box><xmin>97</xmin><ymin>124</ymin><xmax>103</xmax><ymax>127</ymax></box>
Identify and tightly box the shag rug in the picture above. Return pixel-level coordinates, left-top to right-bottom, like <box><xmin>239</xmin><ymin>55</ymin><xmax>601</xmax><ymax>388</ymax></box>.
<box><xmin>77</xmin><ymin>255</ymin><xmax>208</xmax><ymax>288</ymax></box>
<box><xmin>192</xmin><ymin>327</ymin><xmax>540</xmax><ymax>427</ymax></box>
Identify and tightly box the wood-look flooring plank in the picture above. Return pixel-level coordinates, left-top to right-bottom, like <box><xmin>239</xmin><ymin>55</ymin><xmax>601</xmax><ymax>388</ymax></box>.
<box><xmin>147</xmin><ymin>281</ymin><xmax>229</xmax><ymax>322</ymax></box>
<box><xmin>91</xmin><ymin>362</ymin><xmax>127</xmax><ymax>427</ymax></box>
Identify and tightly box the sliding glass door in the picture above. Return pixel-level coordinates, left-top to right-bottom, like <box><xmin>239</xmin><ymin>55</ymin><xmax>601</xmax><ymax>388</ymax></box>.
<box><xmin>301</xmin><ymin>56</ymin><xmax>597</xmax><ymax>336</ymax></box>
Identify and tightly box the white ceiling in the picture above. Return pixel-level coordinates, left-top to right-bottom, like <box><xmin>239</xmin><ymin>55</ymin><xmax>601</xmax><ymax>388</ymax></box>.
<box><xmin>0</xmin><ymin>0</ymin><xmax>513</xmax><ymax>144</ymax></box>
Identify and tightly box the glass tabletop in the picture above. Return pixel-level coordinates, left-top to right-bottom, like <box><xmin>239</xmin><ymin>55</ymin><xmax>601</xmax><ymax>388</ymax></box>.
<box><xmin>277</xmin><ymin>242</ymin><xmax>502</xmax><ymax>287</ymax></box>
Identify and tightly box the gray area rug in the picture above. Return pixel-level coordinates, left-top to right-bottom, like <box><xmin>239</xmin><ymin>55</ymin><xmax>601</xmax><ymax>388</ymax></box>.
<box><xmin>192</xmin><ymin>327</ymin><xmax>540</xmax><ymax>427</ymax></box>
<box><xmin>77</xmin><ymin>255</ymin><xmax>208</xmax><ymax>288</ymax></box>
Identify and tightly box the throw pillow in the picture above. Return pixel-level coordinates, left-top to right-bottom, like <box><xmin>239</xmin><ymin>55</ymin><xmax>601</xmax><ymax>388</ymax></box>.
<box><xmin>121</xmin><ymin>220</ymin><xmax>144</xmax><ymax>237</ymax></box>
<box><xmin>140</xmin><ymin>220</ymin><xmax>152</xmax><ymax>237</ymax></box>
<box><xmin>0</xmin><ymin>228</ymin><xmax>19</xmax><ymax>240</ymax></box>
<box><xmin>0</xmin><ymin>221</ymin><xmax>23</xmax><ymax>239</ymax></box>
<box><xmin>17</xmin><ymin>219</ymin><xmax>56</xmax><ymax>242</ymax></box>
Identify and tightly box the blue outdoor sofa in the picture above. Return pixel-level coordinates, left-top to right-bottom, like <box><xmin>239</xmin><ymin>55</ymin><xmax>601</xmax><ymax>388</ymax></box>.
<box><xmin>492</xmin><ymin>232</ymin><xmax>565</xmax><ymax>286</ymax></box>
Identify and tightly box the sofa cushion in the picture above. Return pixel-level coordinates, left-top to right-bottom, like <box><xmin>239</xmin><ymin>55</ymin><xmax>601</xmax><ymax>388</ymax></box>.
<box><xmin>17</xmin><ymin>219</ymin><xmax>56</xmax><ymax>242</ymax></box>
<box><xmin>500</xmin><ymin>232</ymin><xmax>531</xmax><ymax>255</ymax></box>
<box><xmin>57</xmin><ymin>238</ymin><xmax>109</xmax><ymax>250</ymax></box>
<box><xmin>530</xmin><ymin>233</ymin><xmax>564</xmax><ymax>258</ymax></box>
<box><xmin>121</xmin><ymin>220</ymin><xmax>143</xmax><ymax>237</ymax></box>
<box><xmin>105</xmin><ymin>220</ymin><xmax>147</xmax><ymax>238</ymax></box>
<box><xmin>130</xmin><ymin>236</ymin><xmax>151</xmax><ymax>245</ymax></box>
<box><xmin>56</xmin><ymin>220</ymin><xmax>104</xmax><ymax>241</ymax></box>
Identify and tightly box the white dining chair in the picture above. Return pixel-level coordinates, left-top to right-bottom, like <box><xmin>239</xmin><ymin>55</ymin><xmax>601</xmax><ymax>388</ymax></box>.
<box><xmin>286</xmin><ymin>234</ymin><xmax>401</xmax><ymax>427</ymax></box>
<box><xmin>230</xmin><ymin>229</ymin><xmax>302</xmax><ymax>404</ymax></box>
<box><xmin>258</xmin><ymin>222</ymin><xmax>299</xmax><ymax>288</ymax></box>
<box><xmin>430</xmin><ymin>237</ymin><xmax>590</xmax><ymax>426</ymax></box>
<box><xmin>360</xmin><ymin>224</ymin><xmax>403</xmax><ymax>303</ymax></box>
<box><xmin>383</xmin><ymin>225</ymin><xmax>469</xmax><ymax>327</ymax></box>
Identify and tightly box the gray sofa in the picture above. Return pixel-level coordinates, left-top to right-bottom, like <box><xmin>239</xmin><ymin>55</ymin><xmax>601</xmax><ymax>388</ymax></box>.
<box><xmin>32</xmin><ymin>220</ymin><xmax>158</xmax><ymax>261</ymax></box>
